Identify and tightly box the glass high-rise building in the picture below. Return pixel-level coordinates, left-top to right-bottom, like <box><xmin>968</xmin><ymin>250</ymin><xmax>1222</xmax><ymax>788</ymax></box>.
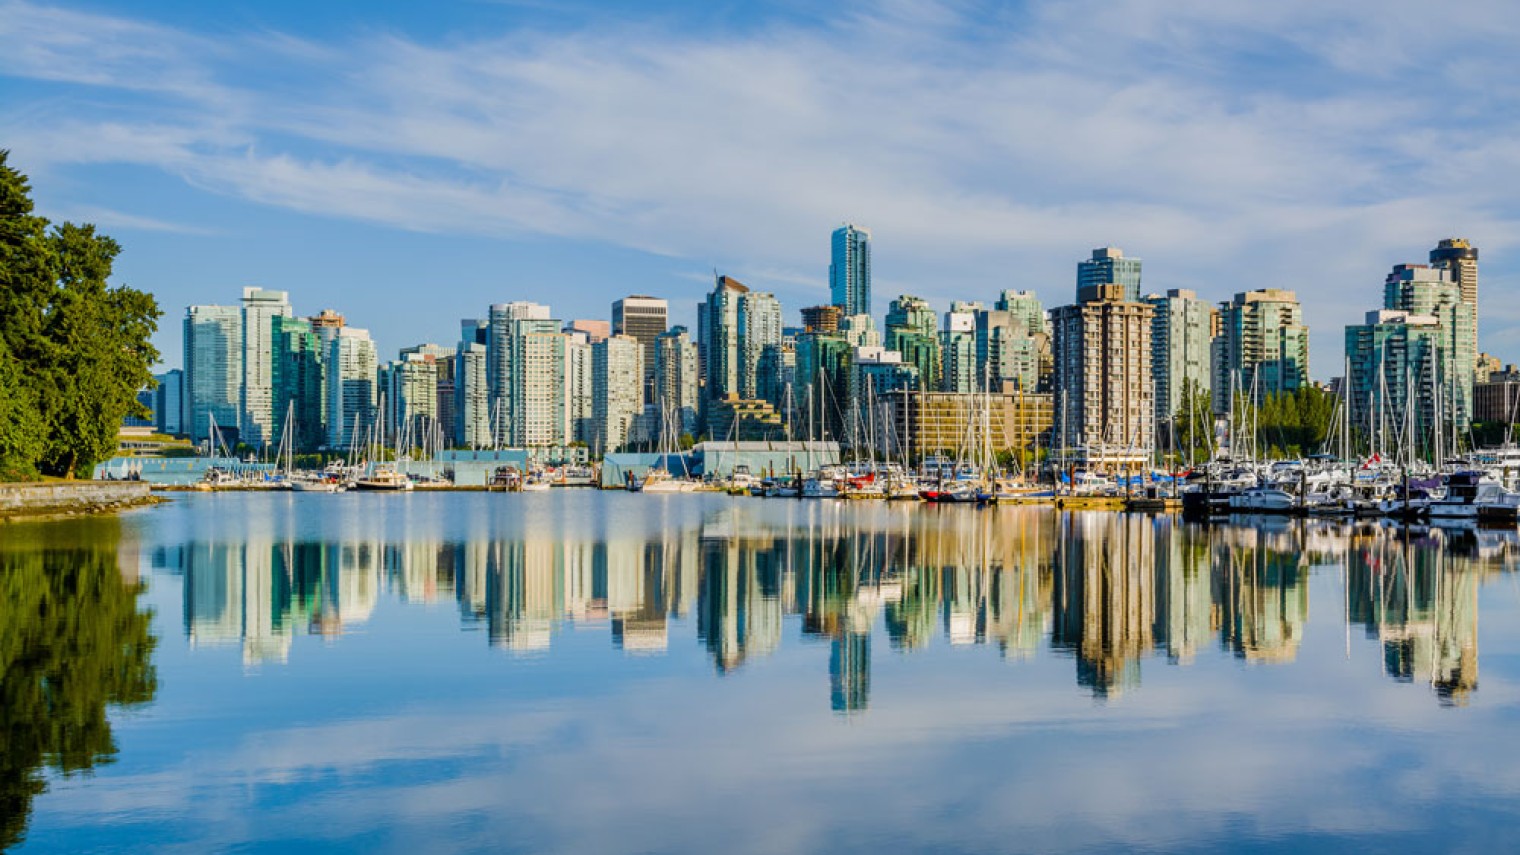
<box><xmin>240</xmin><ymin>287</ymin><xmax>292</xmax><ymax>449</ymax></box>
<box><xmin>1145</xmin><ymin>289</ymin><xmax>1213</xmax><ymax>429</ymax></box>
<box><xmin>271</xmin><ymin>316</ymin><xmax>324</xmax><ymax>453</ymax></box>
<box><xmin>183</xmin><ymin>304</ymin><xmax>243</xmax><ymax>446</ymax></box>
<box><xmin>1077</xmin><ymin>248</ymin><xmax>1142</xmax><ymax>303</ymax></box>
<box><xmin>1213</xmin><ymin>289</ymin><xmax>1309</xmax><ymax>409</ymax></box>
<box><xmin>830</xmin><ymin>224</ymin><xmax>872</xmax><ymax>317</ymax></box>
<box><xmin>327</xmin><ymin>327</ymin><xmax>377</xmax><ymax>451</ymax></box>
<box><xmin>593</xmin><ymin>335</ymin><xmax>643</xmax><ymax>454</ymax></box>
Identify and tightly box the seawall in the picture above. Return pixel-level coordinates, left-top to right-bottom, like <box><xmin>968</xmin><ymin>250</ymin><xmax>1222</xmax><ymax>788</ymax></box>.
<box><xmin>0</xmin><ymin>481</ymin><xmax>156</xmax><ymax>520</ymax></box>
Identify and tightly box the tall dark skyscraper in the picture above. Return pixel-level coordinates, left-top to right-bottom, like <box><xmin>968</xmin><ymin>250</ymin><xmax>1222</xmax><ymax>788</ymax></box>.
<box><xmin>830</xmin><ymin>224</ymin><xmax>872</xmax><ymax>317</ymax></box>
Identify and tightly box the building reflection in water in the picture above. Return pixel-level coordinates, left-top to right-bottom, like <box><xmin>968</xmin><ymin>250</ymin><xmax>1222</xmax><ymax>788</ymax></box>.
<box><xmin>1346</xmin><ymin>526</ymin><xmax>1481</xmax><ymax>706</ymax></box>
<box><xmin>168</xmin><ymin>505</ymin><xmax>1510</xmax><ymax>708</ymax></box>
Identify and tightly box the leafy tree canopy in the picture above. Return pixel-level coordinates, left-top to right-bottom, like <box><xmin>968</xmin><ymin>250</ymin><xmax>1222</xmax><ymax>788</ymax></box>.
<box><xmin>0</xmin><ymin>151</ymin><xmax>160</xmax><ymax>479</ymax></box>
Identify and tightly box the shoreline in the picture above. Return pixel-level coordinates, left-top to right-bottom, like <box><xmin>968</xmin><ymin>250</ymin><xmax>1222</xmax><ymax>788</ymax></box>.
<box><xmin>0</xmin><ymin>481</ymin><xmax>162</xmax><ymax>521</ymax></box>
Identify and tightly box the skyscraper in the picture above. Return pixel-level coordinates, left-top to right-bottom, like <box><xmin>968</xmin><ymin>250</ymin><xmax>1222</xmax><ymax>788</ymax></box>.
<box><xmin>886</xmin><ymin>295</ymin><xmax>941</xmax><ymax>391</ymax></box>
<box><xmin>612</xmin><ymin>295</ymin><xmax>668</xmax><ymax>404</ymax></box>
<box><xmin>1051</xmin><ymin>284</ymin><xmax>1154</xmax><ymax>468</ymax></box>
<box><xmin>1077</xmin><ymin>247</ymin><xmax>1143</xmax><ymax>303</ymax></box>
<box><xmin>487</xmin><ymin>301</ymin><xmax>552</xmax><ymax>445</ymax></box>
<box><xmin>654</xmin><ymin>327</ymin><xmax>700</xmax><ymax>441</ymax></box>
<box><xmin>593</xmin><ymin>335</ymin><xmax>643</xmax><ymax>454</ymax></box>
<box><xmin>830</xmin><ymin>224</ymin><xmax>872</xmax><ymax>317</ymax></box>
<box><xmin>1145</xmin><ymin>289</ymin><xmax>1213</xmax><ymax>429</ymax></box>
<box><xmin>698</xmin><ymin>275</ymin><xmax>782</xmax><ymax>416</ymax></box>
<box><xmin>183</xmin><ymin>304</ymin><xmax>242</xmax><ymax>446</ymax></box>
<box><xmin>1213</xmin><ymin>289</ymin><xmax>1310</xmax><ymax>408</ymax></box>
<box><xmin>271</xmin><ymin>316</ymin><xmax>324</xmax><ymax>453</ymax></box>
<box><xmin>327</xmin><ymin>327</ymin><xmax>377</xmax><ymax>451</ymax></box>
<box><xmin>240</xmin><ymin>287</ymin><xmax>292</xmax><ymax>449</ymax></box>
<box><xmin>564</xmin><ymin>332</ymin><xmax>595</xmax><ymax>446</ymax></box>
<box><xmin>1345</xmin><ymin>263</ymin><xmax>1476</xmax><ymax>447</ymax></box>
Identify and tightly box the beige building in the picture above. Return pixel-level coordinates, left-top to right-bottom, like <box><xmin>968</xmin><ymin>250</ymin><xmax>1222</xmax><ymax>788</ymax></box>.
<box><xmin>1050</xmin><ymin>284</ymin><xmax>1154</xmax><ymax>470</ymax></box>
<box><xmin>883</xmin><ymin>390</ymin><xmax>1052</xmax><ymax>460</ymax></box>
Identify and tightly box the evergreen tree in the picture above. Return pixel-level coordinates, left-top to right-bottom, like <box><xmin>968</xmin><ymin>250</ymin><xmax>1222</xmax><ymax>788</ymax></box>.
<box><xmin>0</xmin><ymin>152</ymin><xmax>160</xmax><ymax>479</ymax></box>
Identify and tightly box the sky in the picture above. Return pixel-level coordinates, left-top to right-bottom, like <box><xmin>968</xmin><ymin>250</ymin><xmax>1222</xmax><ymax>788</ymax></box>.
<box><xmin>4</xmin><ymin>0</ymin><xmax>1520</xmax><ymax>375</ymax></box>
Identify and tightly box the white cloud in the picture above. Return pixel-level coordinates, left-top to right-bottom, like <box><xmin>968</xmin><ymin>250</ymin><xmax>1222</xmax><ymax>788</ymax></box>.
<box><xmin>3</xmin><ymin>0</ymin><xmax>1520</xmax><ymax>364</ymax></box>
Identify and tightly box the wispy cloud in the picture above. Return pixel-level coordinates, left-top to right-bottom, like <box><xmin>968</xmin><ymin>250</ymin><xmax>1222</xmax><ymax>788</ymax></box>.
<box><xmin>3</xmin><ymin>0</ymin><xmax>1519</xmax><ymax>363</ymax></box>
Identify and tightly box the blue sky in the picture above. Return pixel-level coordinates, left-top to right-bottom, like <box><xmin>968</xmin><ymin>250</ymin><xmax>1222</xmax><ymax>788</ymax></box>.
<box><xmin>4</xmin><ymin>0</ymin><xmax>1519</xmax><ymax>374</ymax></box>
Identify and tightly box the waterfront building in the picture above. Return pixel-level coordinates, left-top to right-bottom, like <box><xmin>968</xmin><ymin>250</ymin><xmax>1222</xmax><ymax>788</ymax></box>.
<box><xmin>886</xmin><ymin>389</ymin><xmax>1053</xmax><ymax>461</ymax></box>
<box><xmin>271</xmin><ymin>316</ymin><xmax>324</xmax><ymax>453</ymax></box>
<box><xmin>886</xmin><ymin>295</ymin><xmax>941</xmax><ymax>391</ymax></box>
<box><xmin>698</xmin><ymin>276</ymin><xmax>781</xmax><ymax>433</ymax></box>
<box><xmin>1383</xmin><ymin>264</ymin><xmax>1476</xmax><ymax>427</ymax></box>
<box><xmin>848</xmin><ymin>347</ymin><xmax>919</xmax><ymax>447</ymax></box>
<box><xmin>794</xmin><ymin>331</ymin><xmax>852</xmax><ymax>442</ymax></box>
<box><xmin>308</xmin><ymin>309</ymin><xmax>345</xmax><ymax>439</ymax></box>
<box><xmin>454</xmin><ymin>342</ymin><xmax>491</xmax><ymax>449</ymax></box>
<box><xmin>612</xmin><ymin>295</ymin><xmax>668</xmax><ymax>403</ymax></box>
<box><xmin>487</xmin><ymin>301</ymin><xmax>552</xmax><ymax>446</ymax></box>
<box><xmin>592</xmin><ymin>334</ymin><xmax>643</xmax><ymax>455</ymax></box>
<box><xmin>240</xmin><ymin>287</ymin><xmax>292</xmax><ymax>449</ymax></box>
<box><xmin>830</xmin><ymin>224</ymin><xmax>872</xmax><ymax>317</ymax></box>
<box><xmin>1475</xmin><ymin>366</ymin><xmax>1520</xmax><ymax>424</ymax></box>
<box><xmin>801</xmin><ymin>304</ymin><xmax>843</xmax><ymax>334</ymax></box>
<box><xmin>401</xmin><ymin>343</ymin><xmax>457</xmax><ymax>447</ymax></box>
<box><xmin>183</xmin><ymin>304</ymin><xmax>242</xmax><ymax>446</ymax></box>
<box><xmin>512</xmin><ymin>326</ymin><xmax>569</xmax><ymax>448</ymax></box>
<box><xmin>739</xmin><ymin>290</ymin><xmax>782</xmax><ymax>402</ymax></box>
<box><xmin>564</xmin><ymin>331</ymin><xmax>594</xmax><ymax>445</ymax></box>
<box><xmin>1145</xmin><ymin>289</ymin><xmax>1213</xmax><ymax>430</ymax></box>
<box><xmin>940</xmin><ymin>310</ymin><xmax>977</xmax><ymax>394</ymax></box>
<box><xmin>1077</xmin><ymin>247</ymin><xmax>1142</xmax><ymax>303</ymax></box>
<box><xmin>705</xmin><ymin>396</ymin><xmax>786</xmax><ymax>442</ymax></box>
<box><xmin>653</xmin><ymin>327</ymin><xmax>700</xmax><ymax>442</ymax></box>
<box><xmin>1213</xmin><ymin>289</ymin><xmax>1309</xmax><ymax>409</ymax></box>
<box><xmin>326</xmin><ymin>327</ymin><xmax>377</xmax><ymax>451</ymax></box>
<box><xmin>1346</xmin><ymin>264</ymin><xmax>1477</xmax><ymax>455</ymax></box>
<box><xmin>757</xmin><ymin>341</ymin><xmax>798</xmax><ymax>424</ymax></box>
<box><xmin>974</xmin><ymin>306</ymin><xmax>1043</xmax><ymax>393</ymax></box>
<box><xmin>380</xmin><ymin>354</ymin><xmax>439</xmax><ymax>450</ymax></box>
<box><xmin>154</xmin><ymin>369</ymin><xmax>183</xmax><ymax>436</ymax></box>
<box><xmin>1050</xmin><ymin>284</ymin><xmax>1155</xmax><ymax>469</ymax></box>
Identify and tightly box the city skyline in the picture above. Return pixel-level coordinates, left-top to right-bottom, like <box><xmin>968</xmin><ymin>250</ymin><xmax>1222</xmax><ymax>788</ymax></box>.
<box><xmin>4</xmin><ymin>1</ymin><xmax>1519</xmax><ymax>374</ymax></box>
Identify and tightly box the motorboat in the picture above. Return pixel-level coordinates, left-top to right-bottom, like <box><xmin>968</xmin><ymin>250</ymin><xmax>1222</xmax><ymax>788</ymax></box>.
<box><xmin>1228</xmin><ymin>486</ymin><xmax>1295</xmax><ymax>513</ymax></box>
<box><xmin>1428</xmin><ymin>471</ymin><xmax>1503</xmax><ymax>522</ymax></box>
<box><xmin>353</xmin><ymin>465</ymin><xmax>413</xmax><ymax>492</ymax></box>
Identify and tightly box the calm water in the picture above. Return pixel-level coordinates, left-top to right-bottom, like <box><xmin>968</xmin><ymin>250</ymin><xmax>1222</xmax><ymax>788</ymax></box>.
<box><xmin>5</xmin><ymin>492</ymin><xmax>1520</xmax><ymax>853</ymax></box>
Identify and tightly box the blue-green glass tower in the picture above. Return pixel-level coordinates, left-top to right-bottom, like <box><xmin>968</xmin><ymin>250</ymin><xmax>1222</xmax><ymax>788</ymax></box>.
<box><xmin>1077</xmin><ymin>247</ymin><xmax>1142</xmax><ymax>303</ymax></box>
<box><xmin>830</xmin><ymin>224</ymin><xmax>872</xmax><ymax>317</ymax></box>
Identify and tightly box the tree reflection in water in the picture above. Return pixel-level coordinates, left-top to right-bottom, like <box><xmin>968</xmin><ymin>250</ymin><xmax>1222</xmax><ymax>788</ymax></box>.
<box><xmin>0</xmin><ymin>518</ymin><xmax>157</xmax><ymax>849</ymax></box>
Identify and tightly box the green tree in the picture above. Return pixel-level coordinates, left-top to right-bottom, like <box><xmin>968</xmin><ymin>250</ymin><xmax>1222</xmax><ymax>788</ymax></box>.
<box><xmin>0</xmin><ymin>518</ymin><xmax>157</xmax><ymax>848</ymax></box>
<box><xmin>1168</xmin><ymin>379</ymin><xmax>1215</xmax><ymax>465</ymax></box>
<box><xmin>0</xmin><ymin>152</ymin><xmax>160</xmax><ymax>479</ymax></box>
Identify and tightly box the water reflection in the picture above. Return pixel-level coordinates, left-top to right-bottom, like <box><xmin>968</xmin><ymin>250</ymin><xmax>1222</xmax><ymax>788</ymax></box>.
<box><xmin>0</xmin><ymin>519</ymin><xmax>157</xmax><ymax>850</ymax></box>
<box><xmin>152</xmin><ymin>502</ymin><xmax>1509</xmax><ymax>711</ymax></box>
